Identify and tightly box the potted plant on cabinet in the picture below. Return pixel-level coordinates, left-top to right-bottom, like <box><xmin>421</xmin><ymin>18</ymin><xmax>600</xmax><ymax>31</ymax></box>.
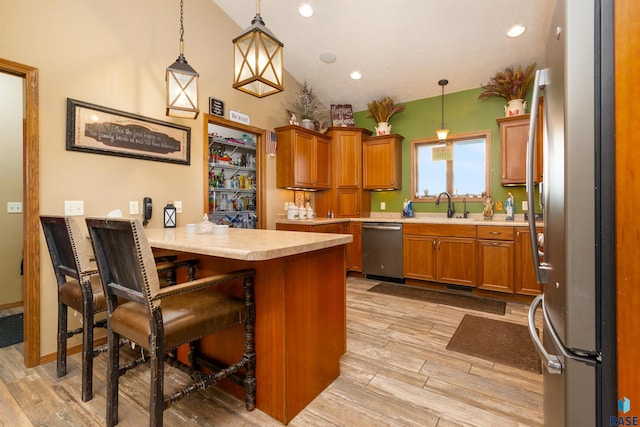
<box><xmin>292</xmin><ymin>81</ymin><xmax>326</xmax><ymax>130</ymax></box>
<box><xmin>367</xmin><ymin>96</ymin><xmax>405</xmax><ymax>136</ymax></box>
<box><xmin>478</xmin><ymin>63</ymin><xmax>536</xmax><ymax>117</ymax></box>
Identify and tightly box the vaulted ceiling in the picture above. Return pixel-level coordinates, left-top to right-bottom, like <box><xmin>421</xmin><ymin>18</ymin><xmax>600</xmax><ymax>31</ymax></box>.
<box><xmin>213</xmin><ymin>0</ymin><xmax>556</xmax><ymax>111</ymax></box>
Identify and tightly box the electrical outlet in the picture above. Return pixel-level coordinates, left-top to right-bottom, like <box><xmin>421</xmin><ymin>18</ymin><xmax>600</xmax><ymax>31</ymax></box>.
<box><xmin>174</xmin><ymin>201</ymin><xmax>182</xmax><ymax>214</ymax></box>
<box><xmin>380</xmin><ymin>202</ymin><xmax>386</xmax><ymax>210</ymax></box>
<box><xmin>7</xmin><ymin>202</ymin><xmax>22</xmax><ymax>213</ymax></box>
<box><xmin>522</xmin><ymin>201</ymin><xmax>528</xmax><ymax>211</ymax></box>
<box><xmin>64</xmin><ymin>200</ymin><xmax>84</xmax><ymax>216</ymax></box>
<box><xmin>129</xmin><ymin>201</ymin><xmax>139</xmax><ymax>215</ymax></box>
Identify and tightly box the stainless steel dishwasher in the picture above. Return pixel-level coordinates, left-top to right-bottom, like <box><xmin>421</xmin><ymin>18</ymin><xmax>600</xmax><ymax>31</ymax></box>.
<box><xmin>362</xmin><ymin>222</ymin><xmax>403</xmax><ymax>280</ymax></box>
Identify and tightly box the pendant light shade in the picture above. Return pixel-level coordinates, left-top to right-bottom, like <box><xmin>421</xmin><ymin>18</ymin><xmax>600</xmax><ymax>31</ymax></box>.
<box><xmin>233</xmin><ymin>0</ymin><xmax>284</xmax><ymax>98</ymax></box>
<box><xmin>436</xmin><ymin>79</ymin><xmax>449</xmax><ymax>140</ymax></box>
<box><xmin>166</xmin><ymin>0</ymin><xmax>199</xmax><ymax>119</ymax></box>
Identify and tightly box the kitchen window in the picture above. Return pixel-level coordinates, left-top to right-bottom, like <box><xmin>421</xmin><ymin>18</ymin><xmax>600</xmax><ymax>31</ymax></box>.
<box><xmin>411</xmin><ymin>130</ymin><xmax>491</xmax><ymax>201</ymax></box>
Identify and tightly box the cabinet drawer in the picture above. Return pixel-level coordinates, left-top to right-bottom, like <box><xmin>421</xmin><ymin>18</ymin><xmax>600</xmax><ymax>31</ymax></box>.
<box><xmin>477</xmin><ymin>226</ymin><xmax>514</xmax><ymax>241</ymax></box>
<box><xmin>403</xmin><ymin>223</ymin><xmax>476</xmax><ymax>238</ymax></box>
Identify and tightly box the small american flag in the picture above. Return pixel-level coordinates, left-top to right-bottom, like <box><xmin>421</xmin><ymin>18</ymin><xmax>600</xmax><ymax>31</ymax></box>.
<box><xmin>266</xmin><ymin>131</ymin><xmax>277</xmax><ymax>156</ymax></box>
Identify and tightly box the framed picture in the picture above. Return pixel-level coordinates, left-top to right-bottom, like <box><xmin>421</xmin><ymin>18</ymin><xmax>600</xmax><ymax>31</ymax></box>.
<box><xmin>293</xmin><ymin>190</ymin><xmax>305</xmax><ymax>207</ymax></box>
<box><xmin>66</xmin><ymin>98</ymin><xmax>191</xmax><ymax>165</ymax></box>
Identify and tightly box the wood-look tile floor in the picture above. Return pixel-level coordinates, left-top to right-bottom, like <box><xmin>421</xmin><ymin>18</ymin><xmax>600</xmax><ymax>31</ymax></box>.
<box><xmin>0</xmin><ymin>277</ymin><xmax>542</xmax><ymax>426</ymax></box>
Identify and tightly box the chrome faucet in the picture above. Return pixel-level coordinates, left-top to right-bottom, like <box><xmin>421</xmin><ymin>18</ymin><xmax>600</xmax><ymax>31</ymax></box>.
<box><xmin>435</xmin><ymin>192</ymin><xmax>455</xmax><ymax>218</ymax></box>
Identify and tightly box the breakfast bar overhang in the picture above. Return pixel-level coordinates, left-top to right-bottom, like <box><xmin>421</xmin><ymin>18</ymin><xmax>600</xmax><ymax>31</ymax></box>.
<box><xmin>145</xmin><ymin>227</ymin><xmax>352</xmax><ymax>424</ymax></box>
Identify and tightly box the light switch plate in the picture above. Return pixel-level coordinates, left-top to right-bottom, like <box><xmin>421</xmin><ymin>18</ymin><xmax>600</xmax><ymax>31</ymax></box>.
<box><xmin>7</xmin><ymin>202</ymin><xmax>22</xmax><ymax>213</ymax></box>
<box><xmin>129</xmin><ymin>201</ymin><xmax>139</xmax><ymax>215</ymax></box>
<box><xmin>522</xmin><ymin>201</ymin><xmax>528</xmax><ymax>211</ymax></box>
<box><xmin>380</xmin><ymin>202</ymin><xmax>386</xmax><ymax>210</ymax></box>
<box><xmin>64</xmin><ymin>200</ymin><xmax>84</xmax><ymax>216</ymax></box>
<box><xmin>174</xmin><ymin>201</ymin><xmax>182</xmax><ymax>214</ymax></box>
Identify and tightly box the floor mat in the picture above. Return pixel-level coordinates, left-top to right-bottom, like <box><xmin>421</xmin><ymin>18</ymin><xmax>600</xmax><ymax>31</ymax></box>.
<box><xmin>446</xmin><ymin>314</ymin><xmax>541</xmax><ymax>373</ymax></box>
<box><xmin>367</xmin><ymin>282</ymin><xmax>506</xmax><ymax>315</ymax></box>
<box><xmin>0</xmin><ymin>313</ymin><xmax>24</xmax><ymax>348</ymax></box>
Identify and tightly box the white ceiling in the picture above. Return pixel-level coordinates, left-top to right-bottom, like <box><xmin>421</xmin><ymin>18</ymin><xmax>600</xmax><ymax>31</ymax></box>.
<box><xmin>212</xmin><ymin>0</ymin><xmax>556</xmax><ymax>111</ymax></box>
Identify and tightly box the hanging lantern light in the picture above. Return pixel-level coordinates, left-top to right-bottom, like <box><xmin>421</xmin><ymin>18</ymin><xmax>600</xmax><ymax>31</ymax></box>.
<box><xmin>436</xmin><ymin>79</ymin><xmax>450</xmax><ymax>140</ymax></box>
<box><xmin>166</xmin><ymin>0</ymin><xmax>199</xmax><ymax>119</ymax></box>
<box><xmin>232</xmin><ymin>0</ymin><xmax>284</xmax><ymax>98</ymax></box>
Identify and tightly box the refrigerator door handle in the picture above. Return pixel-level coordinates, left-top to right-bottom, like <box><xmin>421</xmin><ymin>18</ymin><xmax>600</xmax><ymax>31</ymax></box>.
<box><xmin>528</xmin><ymin>294</ymin><xmax>600</xmax><ymax>374</ymax></box>
<box><xmin>526</xmin><ymin>69</ymin><xmax>550</xmax><ymax>285</ymax></box>
<box><xmin>528</xmin><ymin>294</ymin><xmax>563</xmax><ymax>374</ymax></box>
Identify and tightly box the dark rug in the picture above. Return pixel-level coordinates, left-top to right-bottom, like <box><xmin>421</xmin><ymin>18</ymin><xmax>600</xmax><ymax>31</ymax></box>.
<box><xmin>447</xmin><ymin>314</ymin><xmax>541</xmax><ymax>374</ymax></box>
<box><xmin>0</xmin><ymin>314</ymin><xmax>24</xmax><ymax>348</ymax></box>
<box><xmin>367</xmin><ymin>282</ymin><xmax>506</xmax><ymax>315</ymax></box>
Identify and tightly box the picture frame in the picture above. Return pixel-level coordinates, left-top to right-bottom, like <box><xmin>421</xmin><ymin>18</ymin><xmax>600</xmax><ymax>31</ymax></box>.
<box><xmin>66</xmin><ymin>98</ymin><xmax>191</xmax><ymax>165</ymax></box>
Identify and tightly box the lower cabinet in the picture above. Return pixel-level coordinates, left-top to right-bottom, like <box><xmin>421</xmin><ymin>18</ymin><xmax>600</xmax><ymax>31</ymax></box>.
<box><xmin>348</xmin><ymin>222</ymin><xmax>363</xmax><ymax>272</ymax></box>
<box><xmin>514</xmin><ymin>226</ymin><xmax>543</xmax><ymax>295</ymax></box>
<box><xmin>403</xmin><ymin>224</ymin><xmax>477</xmax><ymax>287</ymax></box>
<box><xmin>477</xmin><ymin>226</ymin><xmax>515</xmax><ymax>293</ymax></box>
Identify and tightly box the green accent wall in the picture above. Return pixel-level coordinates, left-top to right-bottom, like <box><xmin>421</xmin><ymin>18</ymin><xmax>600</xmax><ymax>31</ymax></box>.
<box><xmin>354</xmin><ymin>88</ymin><xmax>542</xmax><ymax>215</ymax></box>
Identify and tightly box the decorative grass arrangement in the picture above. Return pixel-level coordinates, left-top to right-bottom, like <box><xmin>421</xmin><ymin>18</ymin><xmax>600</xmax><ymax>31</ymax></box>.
<box><xmin>367</xmin><ymin>96</ymin><xmax>405</xmax><ymax>123</ymax></box>
<box><xmin>478</xmin><ymin>63</ymin><xmax>536</xmax><ymax>101</ymax></box>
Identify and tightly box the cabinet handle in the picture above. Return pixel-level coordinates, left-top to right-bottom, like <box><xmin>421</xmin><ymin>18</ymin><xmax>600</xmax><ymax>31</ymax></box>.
<box><xmin>516</xmin><ymin>231</ymin><xmax>520</xmax><ymax>242</ymax></box>
<box><xmin>491</xmin><ymin>242</ymin><xmax>501</xmax><ymax>246</ymax></box>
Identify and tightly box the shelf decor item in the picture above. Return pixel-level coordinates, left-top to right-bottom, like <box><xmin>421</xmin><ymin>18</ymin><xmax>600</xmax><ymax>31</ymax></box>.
<box><xmin>367</xmin><ymin>96</ymin><xmax>405</xmax><ymax>136</ymax></box>
<box><xmin>291</xmin><ymin>81</ymin><xmax>326</xmax><ymax>130</ymax></box>
<box><xmin>478</xmin><ymin>63</ymin><xmax>536</xmax><ymax>117</ymax></box>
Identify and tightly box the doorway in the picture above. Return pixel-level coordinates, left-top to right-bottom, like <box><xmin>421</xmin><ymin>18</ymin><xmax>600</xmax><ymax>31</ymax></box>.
<box><xmin>0</xmin><ymin>58</ymin><xmax>40</xmax><ymax>367</ymax></box>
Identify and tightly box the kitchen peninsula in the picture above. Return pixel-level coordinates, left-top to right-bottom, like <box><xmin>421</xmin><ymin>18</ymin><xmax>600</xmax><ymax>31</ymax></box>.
<box><xmin>144</xmin><ymin>227</ymin><xmax>352</xmax><ymax>424</ymax></box>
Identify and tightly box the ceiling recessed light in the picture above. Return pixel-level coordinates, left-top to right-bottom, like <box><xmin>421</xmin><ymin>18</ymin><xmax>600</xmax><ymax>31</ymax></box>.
<box><xmin>350</xmin><ymin>71</ymin><xmax>362</xmax><ymax>80</ymax></box>
<box><xmin>299</xmin><ymin>4</ymin><xmax>314</xmax><ymax>18</ymax></box>
<box><xmin>319</xmin><ymin>52</ymin><xmax>336</xmax><ymax>64</ymax></box>
<box><xmin>507</xmin><ymin>25</ymin><xmax>526</xmax><ymax>38</ymax></box>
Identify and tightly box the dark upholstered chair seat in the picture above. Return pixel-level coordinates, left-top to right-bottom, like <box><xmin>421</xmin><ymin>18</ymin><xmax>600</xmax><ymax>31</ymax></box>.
<box><xmin>111</xmin><ymin>288</ymin><xmax>246</xmax><ymax>350</ymax></box>
<box><xmin>59</xmin><ymin>275</ymin><xmax>105</xmax><ymax>313</ymax></box>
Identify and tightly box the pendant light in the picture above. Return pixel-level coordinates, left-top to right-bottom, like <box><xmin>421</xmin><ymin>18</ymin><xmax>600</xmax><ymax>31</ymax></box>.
<box><xmin>232</xmin><ymin>0</ymin><xmax>284</xmax><ymax>98</ymax></box>
<box><xmin>436</xmin><ymin>79</ymin><xmax>449</xmax><ymax>140</ymax></box>
<box><xmin>166</xmin><ymin>0</ymin><xmax>199</xmax><ymax>119</ymax></box>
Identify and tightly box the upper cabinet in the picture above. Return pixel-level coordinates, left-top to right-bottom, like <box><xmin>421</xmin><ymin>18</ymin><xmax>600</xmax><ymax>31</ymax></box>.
<box><xmin>362</xmin><ymin>134</ymin><xmax>403</xmax><ymax>190</ymax></box>
<box><xmin>497</xmin><ymin>99</ymin><xmax>543</xmax><ymax>185</ymax></box>
<box><xmin>315</xmin><ymin>127</ymin><xmax>372</xmax><ymax>218</ymax></box>
<box><xmin>275</xmin><ymin>125</ymin><xmax>331</xmax><ymax>190</ymax></box>
<box><xmin>204</xmin><ymin>114</ymin><xmax>265</xmax><ymax>229</ymax></box>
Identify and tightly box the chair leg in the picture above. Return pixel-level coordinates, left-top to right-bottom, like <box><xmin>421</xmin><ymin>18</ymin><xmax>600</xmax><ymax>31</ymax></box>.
<box><xmin>243</xmin><ymin>275</ymin><xmax>257</xmax><ymax>411</ymax></box>
<box><xmin>57</xmin><ymin>302</ymin><xmax>67</xmax><ymax>378</ymax></box>
<box><xmin>106</xmin><ymin>329</ymin><xmax>120</xmax><ymax>427</ymax></box>
<box><xmin>81</xmin><ymin>305</ymin><xmax>94</xmax><ymax>402</ymax></box>
<box><xmin>149</xmin><ymin>318</ymin><xmax>165</xmax><ymax>427</ymax></box>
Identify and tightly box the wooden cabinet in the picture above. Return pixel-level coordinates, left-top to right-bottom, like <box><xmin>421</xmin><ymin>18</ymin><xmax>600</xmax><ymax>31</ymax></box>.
<box><xmin>403</xmin><ymin>223</ymin><xmax>476</xmax><ymax>287</ymax></box>
<box><xmin>514</xmin><ymin>226</ymin><xmax>543</xmax><ymax>295</ymax></box>
<box><xmin>497</xmin><ymin>108</ymin><xmax>543</xmax><ymax>185</ymax></box>
<box><xmin>347</xmin><ymin>222</ymin><xmax>363</xmax><ymax>272</ymax></box>
<box><xmin>275</xmin><ymin>125</ymin><xmax>331</xmax><ymax>190</ymax></box>
<box><xmin>362</xmin><ymin>134</ymin><xmax>403</xmax><ymax>190</ymax></box>
<box><xmin>477</xmin><ymin>226</ymin><xmax>515</xmax><ymax>293</ymax></box>
<box><xmin>315</xmin><ymin>127</ymin><xmax>371</xmax><ymax>218</ymax></box>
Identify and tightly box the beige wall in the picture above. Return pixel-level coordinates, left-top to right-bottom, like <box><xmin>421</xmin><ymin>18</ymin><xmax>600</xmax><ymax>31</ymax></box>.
<box><xmin>1</xmin><ymin>0</ymin><xmax>299</xmax><ymax>356</ymax></box>
<box><xmin>0</xmin><ymin>73</ymin><xmax>24</xmax><ymax>306</ymax></box>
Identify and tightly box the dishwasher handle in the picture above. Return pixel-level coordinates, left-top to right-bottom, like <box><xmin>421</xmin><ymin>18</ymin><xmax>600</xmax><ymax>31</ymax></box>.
<box><xmin>362</xmin><ymin>224</ymin><xmax>403</xmax><ymax>231</ymax></box>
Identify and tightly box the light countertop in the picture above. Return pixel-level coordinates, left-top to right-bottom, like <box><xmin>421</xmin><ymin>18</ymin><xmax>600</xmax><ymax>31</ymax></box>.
<box><xmin>145</xmin><ymin>227</ymin><xmax>352</xmax><ymax>261</ymax></box>
<box><xmin>276</xmin><ymin>212</ymin><xmax>542</xmax><ymax>227</ymax></box>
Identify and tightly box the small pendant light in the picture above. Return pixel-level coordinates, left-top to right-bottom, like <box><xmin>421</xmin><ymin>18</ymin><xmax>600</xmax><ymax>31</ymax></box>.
<box><xmin>232</xmin><ymin>0</ymin><xmax>284</xmax><ymax>98</ymax></box>
<box><xmin>436</xmin><ymin>79</ymin><xmax>450</xmax><ymax>140</ymax></box>
<box><xmin>166</xmin><ymin>0</ymin><xmax>199</xmax><ymax>119</ymax></box>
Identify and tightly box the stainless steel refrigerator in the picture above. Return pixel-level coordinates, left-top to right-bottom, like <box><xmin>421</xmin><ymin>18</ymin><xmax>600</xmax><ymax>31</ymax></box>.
<box><xmin>525</xmin><ymin>0</ymin><xmax>616</xmax><ymax>426</ymax></box>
